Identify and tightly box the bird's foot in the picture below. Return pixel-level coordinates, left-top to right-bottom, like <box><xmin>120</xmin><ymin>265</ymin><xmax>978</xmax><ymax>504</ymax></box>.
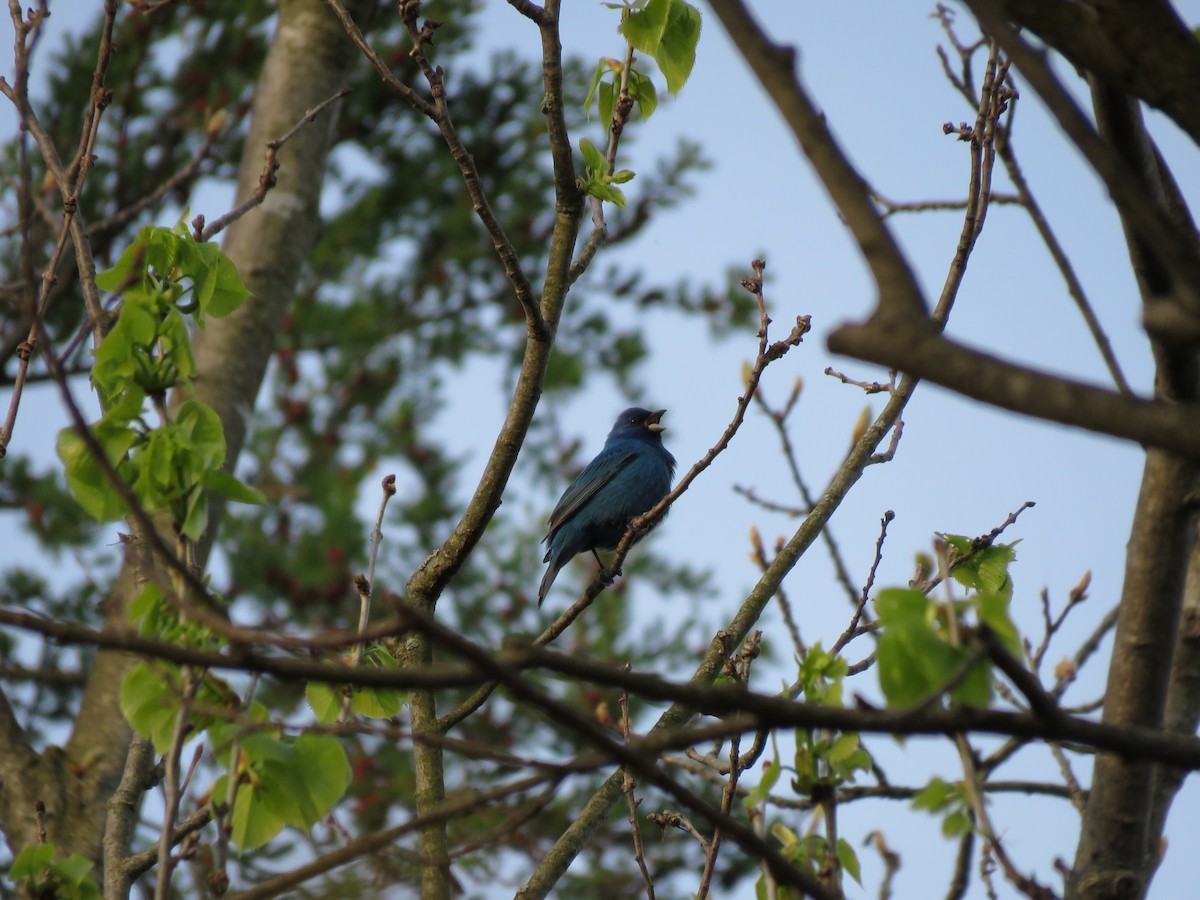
<box><xmin>597</xmin><ymin>564</ymin><xmax>623</xmax><ymax>586</ymax></box>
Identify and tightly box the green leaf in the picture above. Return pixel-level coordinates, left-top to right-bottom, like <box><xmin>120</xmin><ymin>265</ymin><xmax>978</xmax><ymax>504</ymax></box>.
<box><xmin>128</xmin><ymin>583</ymin><xmax>166</xmax><ymax>635</ymax></box>
<box><xmin>836</xmin><ymin>747</ymin><xmax>873</xmax><ymax>778</ymax></box>
<box><xmin>119</xmin><ymin>663</ymin><xmax>183</xmax><ymax>753</ymax></box>
<box><xmin>837</xmin><ymin>837</ymin><xmax>862</xmax><ymax>885</ymax></box>
<box><xmin>947</xmin><ymin>536</ymin><xmax>1016</xmax><ymax>601</ymax></box>
<box><xmin>129</xmin><ymin>429</ymin><xmax>176</xmax><ymax>512</ymax></box>
<box><xmin>249</xmin><ymin>738</ymin><xmax>321</xmax><ymax>827</ymax></box>
<box><xmin>55</xmin><ymin>853</ymin><xmax>96</xmax><ymax>887</ymax></box>
<box><xmin>306</xmin><ymin>681</ymin><xmax>342</xmax><ymax>724</ymax></box>
<box><xmin>941</xmin><ymin>533</ymin><xmax>972</xmax><ymax>558</ymax></box>
<box><xmin>912</xmin><ymin>777</ymin><xmax>953</xmax><ymax>812</ymax></box>
<box><xmin>579</xmin><ymin>138</ymin><xmax>606</xmax><ymax>174</ymax></box>
<box><xmin>204</xmin><ymin>469</ymin><xmax>267</xmax><ymax>505</ymax></box>
<box><xmin>353</xmin><ymin>646</ymin><xmax>406</xmax><ymax>719</ymax></box>
<box><xmin>793</xmin><ymin>738</ymin><xmax>816</xmax><ymax>785</ymax></box>
<box><xmin>180</xmin><ymin>485</ymin><xmax>209</xmax><ymax>542</ymax></box>
<box><xmin>293</xmin><ymin>733</ymin><xmax>351</xmax><ymax>825</ymax></box>
<box><xmin>598</xmin><ymin>78</ymin><xmax>615</xmax><ymax>126</ymax></box>
<box><xmin>978</xmin><ymin>589</ymin><xmax>1022</xmax><ymax>656</ymax></box>
<box><xmin>742</xmin><ymin>750</ymin><xmax>781</xmax><ymax>811</ymax></box>
<box><xmin>828</xmin><ymin>733</ymin><xmax>859</xmax><ymax>764</ymax></box>
<box><xmin>583</xmin><ymin>58</ymin><xmax>610</xmax><ymax>119</ymax></box>
<box><xmin>175</xmin><ymin>399</ymin><xmax>226</xmax><ymax>468</ymax></box>
<box><xmin>974</xmin><ymin>544</ymin><xmax>1016</xmax><ymax>600</ymax></box>
<box><xmin>56</xmin><ymin>426</ymin><xmax>137</xmax><ymax>522</ymax></box>
<box><xmin>10</xmin><ymin>845</ymin><xmax>100</xmax><ymax>900</ymax></box>
<box><xmin>628</xmin><ymin>68</ymin><xmax>658</xmax><ymax>119</ymax></box>
<box><xmin>95</xmin><ymin>228</ymin><xmax>150</xmax><ymax>291</ymax></box>
<box><xmin>159</xmin><ymin>308</ymin><xmax>195</xmax><ymax>381</ymax></box>
<box><xmin>147</xmin><ymin>226</ymin><xmax>191</xmax><ymax>276</ymax></box>
<box><xmin>221</xmin><ymin>731</ymin><xmax>351</xmax><ymax>850</ymax></box>
<box><xmin>942</xmin><ymin>809</ymin><xmax>973</xmax><ymax>837</ymax></box>
<box><xmin>952</xmin><ymin>656</ymin><xmax>993</xmax><ymax>707</ymax></box>
<box><xmin>875</xmin><ymin>588</ymin><xmax>991</xmax><ymax>708</ymax></box>
<box><xmin>585</xmin><ymin>181</ymin><xmax>627</xmax><ymax>208</ymax></box>
<box><xmin>769</xmin><ymin>820</ymin><xmax>800</xmax><ymax>849</ymax></box>
<box><xmin>618</xmin><ymin>0</ymin><xmax>699</xmax><ymax>96</ymax></box>
<box><xmin>10</xmin><ymin>842</ymin><xmax>55</xmax><ymax>880</ymax></box>
<box><xmin>92</xmin><ymin>292</ymin><xmax>159</xmax><ymax>402</ymax></box>
<box><xmin>619</xmin><ymin>0</ymin><xmax>671</xmax><ymax>55</ymax></box>
<box><xmin>105</xmin><ymin>293</ymin><xmax>159</xmax><ymax>350</ymax></box>
<box><xmin>656</xmin><ymin>0</ymin><xmax>702</xmax><ymax>95</ymax></box>
<box><xmin>216</xmin><ymin>772</ymin><xmax>288</xmax><ymax>851</ymax></box>
<box><xmin>195</xmin><ymin>242</ymin><xmax>251</xmax><ymax>318</ymax></box>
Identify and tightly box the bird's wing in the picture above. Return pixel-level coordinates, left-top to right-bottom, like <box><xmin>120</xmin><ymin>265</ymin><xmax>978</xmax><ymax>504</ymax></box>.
<box><xmin>543</xmin><ymin>446</ymin><xmax>638</xmax><ymax>541</ymax></box>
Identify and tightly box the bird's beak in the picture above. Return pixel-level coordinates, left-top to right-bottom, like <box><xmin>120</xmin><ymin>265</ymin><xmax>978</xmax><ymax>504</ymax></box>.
<box><xmin>646</xmin><ymin>409</ymin><xmax>667</xmax><ymax>433</ymax></box>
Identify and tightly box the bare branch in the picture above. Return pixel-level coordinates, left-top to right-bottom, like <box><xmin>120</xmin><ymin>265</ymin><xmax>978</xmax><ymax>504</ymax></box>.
<box><xmin>619</xmin><ymin>687</ymin><xmax>656</xmax><ymax>900</ymax></box>
<box><xmin>154</xmin><ymin>668</ymin><xmax>200</xmax><ymax>899</ymax></box>
<box><xmin>197</xmin><ymin>87</ymin><xmax>352</xmax><ymax>242</ymax></box>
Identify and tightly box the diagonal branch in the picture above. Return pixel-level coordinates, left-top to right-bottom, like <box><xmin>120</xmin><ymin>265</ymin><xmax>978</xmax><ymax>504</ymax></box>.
<box><xmin>993</xmin><ymin>0</ymin><xmax>1200</xmax><ymax>148</ymax></box>
<box><xmin>393</xmin><ymin>603</ymin><xmax>836</xmax><ymax>900</ymax></box>
<box><xmin>961</xmin><ymin>0</ymin><xmax>1200</xmax><ymax>314</ymax></box>
<box><xmin>323</xmin><ymin>0</ymin><xmax>543</xmax><ymax>334</ymax></box>
<box><xmin>705</xmin><ymin>0</ymin><xmax>928</xmax><ymax>327</ymax></box>
<box><xmin>196</xmin><ymin>88</ymin><xmax>352</xmax><ymax>242</ymax></box>
<box><xmin>707</xmin><ymin>0</ymin><xmax>1200</xmax><ymax>456</ymax></box>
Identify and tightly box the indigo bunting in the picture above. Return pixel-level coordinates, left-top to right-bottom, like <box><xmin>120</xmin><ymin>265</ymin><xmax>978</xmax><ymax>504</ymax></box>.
<box><xmin>539</xmin><ymin>407</ymin><xmax>676</xmax><ymax>606</ymax></box>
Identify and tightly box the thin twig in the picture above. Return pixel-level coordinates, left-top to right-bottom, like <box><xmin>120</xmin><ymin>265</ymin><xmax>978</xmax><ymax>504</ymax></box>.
<box><xmin>871</xmin><ymin>189</ymin><xmax>1021</xmax><ymax>217</ymax></box>
<box><xmin>735</xmin><ymin>485</ymin><xmax>804</xmax><ymax>517</ymax></box>
<box><xmin>867</xmin><ymin>831</ymin><xmax>901</xmax><ymax>900</ymax></box>
<box><xmin>1048</xmin><ymin>741</ymin><xmax>1087</xmax><ymax>813</ymax></box>
<box><xmin>341</xmin><ymin>474</ymin><xmax>397</xmax><ymax>721</ymax></box>
<box><xmin>4</xmin><ymin>604</ymin><xmax>1196</xmax><ymax>768</ymax></box>
<box><xmin>620</xmin><ymin>683</ymin><xmax>655</xmax><ymax>899</ymax></box>
<box><xmin>332</xmin><ymin>0</ymin><xmax>544</xmax><ymax>333</ymax></box>
<box><xmin>154</xmin><ymin>668</ymin><xmax>200</xmax><ymax>900</ymax></box>
<box><xmin>648</xmin><ymin>810</ymin><xmax>711</xmax><ymax>853</ymax></box>
<box><xmin>91</xmin><ymin>130</ymin><xmax>219</xmax><ymax>237</ymax></box>
<box><xmin>979</xmin><ymin>626</ymin><xmax>1060</xmax><ymax>721</ymax></box>
<box><xmin>698</xmin><ymin>633</ymin><xmax>760</xmax><ymax>898</ymax></box>
<box><xmin>320</xmin><ymin>0</ymin><xmax>435</xmax><ymax>116</ymax></box>
<box><xmin>505</xmin><ymin>0</ymin><xmax>545</xmax><ymax>24</ymax></box>
<box><xmin>831</xmin><ymin>510</ymin><xmax>894</xmax><ymax>657</ymax></box>
<box><xmin>393</xmin><ymin>601</ymin><xmax>836</xmax><ymax>898</ymax></box>
<box><xmin>567</xmin><ymin>19</ymin><xmax>638</xmax><ymax>284</ymax></box>
<box><xmin>117</xmin><ymin>806</ymin><xmax>212</xmax><ymax>883</ymax></box>
<box><xmin>0</xmin><ymin>0</ymin><xmax>116</xmax><ymax>456</ymax></box>
<box><xmin>225</xmin><ymin>773</ymin><xmax>563</xmax><ymax>900</ymax></box>
<box><xmin>752</xmin><ymin>384</ymin><xmax>865</xmax><ymax>609</ymax></box>
<box><xmin>1032</xmin><ymin>572</ymin><xmax>1091</xmax><ymax>672</ymax></box>
<box><xmin>953</xmin><ymin>732</ymin><xmax>1057</xmax><ymax>899</ymax></box>
<box><xmin>1052</xmin><ymin>606</ymin><xmax>1119</xmax><ymax>700</ymax></box>
<box><xmin>946</xmin><ymin>829</ymin><xmax>974</xmax><ymax>900</ymax></box>
<box><xmin>197</xmin><ymin>87</ymin><xmax>352</xmax><ymax>241</ymax></box>
<box><xmin>211</xmin><ymin>672</ymin><xmax>261</xmax><ymax>894</ymax></box>
<box><xmin>962</xmin><ymin>0</ymin><xmax>1200</xmax><ymax>310</ymax></box>
<box><xmin>749</xmin><ymin>527</ymin><xmax>805</xmax><ymax>658</ymax></box>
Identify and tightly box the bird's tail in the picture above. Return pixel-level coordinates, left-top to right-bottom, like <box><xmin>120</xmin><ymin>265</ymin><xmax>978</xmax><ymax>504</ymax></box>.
<box><xmin>538</xmin><ymin>557</ymin><xmax>564</xmax><ymax>608</ymax></box>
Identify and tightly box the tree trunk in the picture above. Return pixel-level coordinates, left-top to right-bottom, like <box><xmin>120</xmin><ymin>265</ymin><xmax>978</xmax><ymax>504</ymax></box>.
<box><xmin>0</xmin><ymin>0</ymin><xmax>375</xmax><ymax>880</ymax></box>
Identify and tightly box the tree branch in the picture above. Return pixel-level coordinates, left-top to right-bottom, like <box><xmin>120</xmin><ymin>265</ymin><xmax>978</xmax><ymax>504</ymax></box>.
<box><xmin>994</xmin><ymin>0</ymin><xmax>1200</xmax><ymax>149</ymax></box>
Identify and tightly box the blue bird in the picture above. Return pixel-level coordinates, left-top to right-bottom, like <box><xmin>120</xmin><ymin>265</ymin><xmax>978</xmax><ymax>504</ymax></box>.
<box><xmin>539</xmin><ymin>407</ymin><xmax>677</xmax><ymax>606</ymax></box>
